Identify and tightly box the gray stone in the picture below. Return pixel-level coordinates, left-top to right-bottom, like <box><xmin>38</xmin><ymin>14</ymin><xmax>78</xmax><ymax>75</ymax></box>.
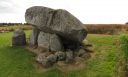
<box><xmin>82</xmin><ymin>39</ymin><xmax>93</xmax><ymax>52</ymax></box>
<box><xmin>84</xmin><ymin>47</ymin><xmax>93</xmax><ymax>52</ymax></box>
<box><xmin>78</xmin><ymin>49</ymin><xmax>86</xmax><ymax>57</ymax></box>
<box><xmin>65</xmin><ymin>50</ymin><xmax>74</xmax><ymax>63</ymax></box>
<box><xmin>47</xmin><ymin>54</ymin><xmax>57</xmax><ymax>63</ymax></box>
<box><xmin>29</xmin><ymin>27</ymin><xmax>40</xmax><ymax>45</ymax></box>
<box><xmin>81</xmin><ymin>52</ymin><xmax>91</xmax><ymax>60</ymax></box>
<box><xmin>82</xmin><ymin>39</ymin><xmax>93</xmax><ymax>47</ymax></box>
<box><xmin>12</xmin><ymin>29</ymin><xmax>26</xmax><ymax>46</ymax></box>
<box><xmin>37</xmin><ymin>31</ymin><xmax>63</xmax><ymax>52</ymax></box>
<box><xmin>36</xmin><ymin>53</ymin><xmax>53</xmax><ymax>68</ymax></box>
<box><xmin>25</xmin><ymin>6</ymin><xmax>87</xmax><ymax>43</ymax></box>
<box><xmin>36</xmin><ymin>53</ymin><xmax>47</xmax><ymax>63</ymax></box>
<box><xmin>55</xmin><ymin>51</ymin><xmax>66</xmax><ymax>61</ymax></box>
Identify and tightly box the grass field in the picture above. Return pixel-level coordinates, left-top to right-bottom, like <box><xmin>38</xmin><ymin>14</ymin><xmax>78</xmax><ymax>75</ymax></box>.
<box><xmin>0</xmin><ymin>31</ymin><xmax>123</xmax><ymax>77</ymax></box>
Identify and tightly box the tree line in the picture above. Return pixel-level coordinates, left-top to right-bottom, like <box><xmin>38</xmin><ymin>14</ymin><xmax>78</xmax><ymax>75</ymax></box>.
<box><xmin>0</xmin><ymin>23</ymin><xmax>30</xmax><ymax>26</ymax></box>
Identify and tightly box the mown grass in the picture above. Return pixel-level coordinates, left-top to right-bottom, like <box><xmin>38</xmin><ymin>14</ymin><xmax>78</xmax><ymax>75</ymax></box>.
<box><xmin>0</xmin><ymin>31</ymin><xmax>123</xmax><ymax>77</ymax></box>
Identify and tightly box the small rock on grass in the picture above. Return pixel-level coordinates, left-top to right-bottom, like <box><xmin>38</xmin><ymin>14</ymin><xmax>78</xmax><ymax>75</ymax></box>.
<box><xmin>65</xmin><ymin>49</ymin><xmax>74</xmax><ymax>63</ymax></box>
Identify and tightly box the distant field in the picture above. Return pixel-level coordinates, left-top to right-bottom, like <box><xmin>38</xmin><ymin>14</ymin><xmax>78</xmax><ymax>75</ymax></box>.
<box><xmin>0</xmin><ymin>25</ymin><xmax>31</xmax><ymax>32</ymax></box>
<box><xmin>0</xmin><ymin>31</ymin><xmax>124</xmax><ymax>77</ymax></box>
<box><xmin>85</xmin><ymin>24</ymin><xmax>128</xmax><ymax>34</ymax></box>
<box><xmin>1</xmin><ymin>24</ymin><xmax>128</xmax><ymax>35</ymax></box>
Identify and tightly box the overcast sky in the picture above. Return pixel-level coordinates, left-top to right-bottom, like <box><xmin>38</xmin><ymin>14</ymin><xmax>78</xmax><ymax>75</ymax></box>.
<box><xmin>0</xmin><ymin>0</ymin><xmax>128</xmax><ymax>24</ymax></box>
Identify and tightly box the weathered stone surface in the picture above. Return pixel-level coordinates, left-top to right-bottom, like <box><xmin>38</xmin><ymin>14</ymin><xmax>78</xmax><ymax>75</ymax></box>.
<box><xmin>36</xmin><ymin>53</ymin><xmax>47</xmax><ymax>63</ymax></box>
<box><xmin>12</xmin><ymin>29</ymin><xmax>26</xmax><ymax>46</ymax></box>
<box><xmin>25</xmin><ymin>6</ymin><xmax>87</xmax><ymax>43</ymax></box>
<box><xmin>78</xmin><ymin>49</ymin><xmax>86</xmax><ymax>57</ymax></box>
<box><xmin>36</xmin><ymin>53</ymin><xmax>53</xmax><ymax>68</ymax></box>
<box><xmin>65</xmin><ymin>50</ymin><xmax>74</xmax><ymax>63</ymax></box>
<box><xmin>81</xmin><ymin>52</ymin><xmax>91</xmax><ymax>60</ymax></box>
<box><xmin>38</xmin><ymin>32</ymin><xmax>63</xmax><ymax>52</ymax></box>
<box><xmin>47</xmin><ymin>54</ymin><xmax>57</xmax><ymax>63</ymax></box>
<box><xmin>55</xmin><ymin>51</ymin><xmax>66</xmax><ymax>61</ymax></box>
<box><xmin>82</xmin><ymin>39</ymin><xmax>93</xmax><ymax>52</ymax></box>
<box><xmin>29</xmin><ymin>27</ymin><xmax>40</xmax><ymax>45</ymax></box>
<box><xmin>82</xmin><ymin>39</ymin><xmax>93</xmax><ymax>47</ymax></box>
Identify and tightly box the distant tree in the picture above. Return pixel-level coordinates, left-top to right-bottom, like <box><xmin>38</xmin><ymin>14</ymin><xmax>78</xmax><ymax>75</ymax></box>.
<box><xmin>0</xmin><ymin>23</ymin><xmax>23</xmax><ymax>26</ymax></box>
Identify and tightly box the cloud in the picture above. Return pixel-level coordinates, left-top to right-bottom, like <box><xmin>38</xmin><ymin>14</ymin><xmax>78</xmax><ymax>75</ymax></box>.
<box><xmin>0</xmin><ymin>0</ymin><xmax>128</xmax><ymax>23</ymax></box>
<box><xmin>0</xmin><ymin>0</ymin><xmax>18</xmax><ymax>13</ymax></box>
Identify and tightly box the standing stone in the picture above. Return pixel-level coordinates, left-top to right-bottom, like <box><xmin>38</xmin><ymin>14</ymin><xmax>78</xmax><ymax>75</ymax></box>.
<box><xmin>29</xmin><ymin>27</ymin><xmax>40</xmax><ymax>46</ymax></box>
<box><xmin>25</xmin><ymin>6</ymin><xmax>87</xmax><ymax>43</ymax></box>
<box><xmin>12</xmin><ymin>29</ymin><xmax>26</xmax><ymax>46</ymax></box>
<box><xmin>38</xmin><ymin>32</ymin><xmax>63</xmax><ymax>52</ymax></box>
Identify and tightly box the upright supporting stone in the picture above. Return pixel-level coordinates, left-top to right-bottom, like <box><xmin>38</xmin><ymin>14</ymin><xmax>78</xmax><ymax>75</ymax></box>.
<box><xmin>38</xmin><ymin>32</ymin><xmax>63</xmax><ymax>52</ymax></box>
<box><xmin>12</xmin><ymin>29</ymin><xmax>26</xmax><ymax>46</ymax></box>
<box><xmin>29</xmin><ymin>27</ymin><xmax>40</xmax><ymax>46</ymax></box>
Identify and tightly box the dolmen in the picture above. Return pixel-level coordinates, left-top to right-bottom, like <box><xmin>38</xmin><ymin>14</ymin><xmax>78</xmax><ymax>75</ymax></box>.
<box><xmin>25</xmin><ymin>6</ymin><xmax>92</xmax><ymax>68</ymax></box>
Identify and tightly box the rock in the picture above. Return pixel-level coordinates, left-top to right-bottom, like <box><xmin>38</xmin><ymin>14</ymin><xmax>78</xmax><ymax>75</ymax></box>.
<box><xmin>50</xmin><ymin>34</ymin><xmax>64</xmax><ymax>52</ymax></box>
<box><xmin>82</xmin><ymin>39</ymin><xmax>93</xmax><ymax>47</ymax></box>
<box><xmin>12</xmin><ymin>29</ymin><xmax>26</xmax><ymax>46</ymax></box>
<box><xmin>55</xmin><ymin>51</ymin><xmax>66</xmax><ymax>61</ymax></box>
<box><xmin>65</xmin><ymin>50</ymin><xmax>74</xmax><ymax>63</ymax></box>
<box><xmin>82</xmin><ymin>39</ymin><xmax>93</xmax><ymax>52</ymax></box>
<box><xmin>41</xmin><ymin>58</ymin><xmax>52</xmax><ymax>68</ymax></box>
<box><xmin>81</xmin><ymin>52</ymin><xmax>91</xmax><ymax>60</ymax></box>
<box><xmin>36</xmin><ymin>53</ymin><xmax>47</xmax><ymax>63</ymax></box>
<box><xmin>47</xmin><ymin>54</ymin><xmax>57</xmax><ymax>63</ymax></box>
<box><xmin>84</xmin><ymin>47</ymin><xmax>93</xmax><ymax>52</ymax></box>
<box><xmin>78</xmin><ymin>49</ymin><xmax>86</xmax><ymax>57</ymax></box>
<box><xmin>38</xmin><ymin>31</ymin><xmax>63</xmax><ymax>52</ymax></box>
<box><xmin>25</xmin><ymin>6</ymin><xmax>87</xmax><ymax>43</ymax></box>
<box><xmin>29</xmin><ymin>27</ymin><xmax>40</xmax><ymax>46</ymax></box>
<box><xmin>36</xmin><ymin>53</ymin><xmax>53</xmax><ymax>68</ymax></box>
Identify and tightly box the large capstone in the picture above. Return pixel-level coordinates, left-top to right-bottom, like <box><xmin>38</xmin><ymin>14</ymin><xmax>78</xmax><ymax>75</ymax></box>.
<box><xmin>25</xmin><ymin>6</ymin><xmax>87</xmax><ymax>44</ymax></box>
<box><xmin>38</xmin><ymin>31</ymin><xmax>63</xmax><ymax>52</ymax></box>
<box><xmin>12</xmin><ymin>29</ymin><xmax>26</xmax><ymax>46</ymax></box>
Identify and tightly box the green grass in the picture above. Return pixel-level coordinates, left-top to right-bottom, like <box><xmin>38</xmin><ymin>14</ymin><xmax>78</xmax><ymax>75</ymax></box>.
<box><xmin>0</xmin><ymin>31</ymin><xmax>122</xmax><ymax>77</ymax></box>
<box><xmin>119</xmin><ymin>33</ymin><xmax>128</xmax><ymax>76</ymax></box>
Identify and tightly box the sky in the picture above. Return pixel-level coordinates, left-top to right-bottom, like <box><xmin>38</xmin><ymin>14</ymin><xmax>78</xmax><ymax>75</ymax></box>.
<box><xmin>0</xmin><ymin>0</ymin><xmax>128</xmax><ymax>24</ymax></box>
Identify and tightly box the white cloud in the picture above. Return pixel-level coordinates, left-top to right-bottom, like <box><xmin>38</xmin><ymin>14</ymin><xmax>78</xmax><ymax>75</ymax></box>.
<box><xmin>0</xmin><ymin>0</ymin><xmax>128</xmax><ymax>24</ymax></box>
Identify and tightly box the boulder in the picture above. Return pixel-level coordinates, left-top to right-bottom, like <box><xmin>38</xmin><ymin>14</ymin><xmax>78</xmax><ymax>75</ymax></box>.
<box><xmin>37</xmin><ymin>31</ymin><xmax>63</xmax><ymax>52</ymax></box>
<box><xmin>25</xmin><ymin>6</ymin><xmax>87</xmax><ymax>43</ymax></box>
<box><xmin>36</xmin><ymin>53</ymin><xmax>53</xmax><ymax>68</ymax></box>
<box><xmin>55</xmin><ymin>51</ymin><xmax>66</xmax><ymax>61</ymax></box>
<box><xmin>12</xmin><ymin>29</ymin><xmax>26</xmax><ymax>46</ymax></box>
<box><xmin>36</xmin><ymin>53</ymin><xmax>47</xmax><ymax>63</ymax></box>
<box><xmin>82</xmin><ymin>39</ymin><xmax>93</xmax><ymax>47</ymax></box>
<box><xmin>78</xmin><ymin>49</ymin><xmax>86</xmax><ymax>57</ymax></box>
<box><xmin>47</xmin><ymin>54</ymin><xmax>57</xmax><ymax>63</ymax></box>
<box><xmin>65</xmin><ymin>49</ymin><xmax>74</xmax><ymax>63</ymax></box>
<box><xmin>29</xmin><ymin>27</ymin><xmax>40</xmax><ymax>46</ymax></box>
